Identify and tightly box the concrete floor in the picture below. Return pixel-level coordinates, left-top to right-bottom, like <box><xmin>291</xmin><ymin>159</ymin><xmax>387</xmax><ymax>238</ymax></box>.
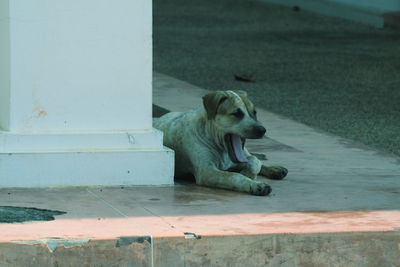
<box><xmin>0</xmin><ymin>73</ymin><xmax>399</xmax><ymax>266</ymax></box>
<box><xmin>153</xmin><ymin>0</ymin><xmax>400</xmax><ymax>157</ymax></box>
<box><xmin>153</xmin><ymin>72</ymin><xmax>400</xmax><ymax>213</ymax></box>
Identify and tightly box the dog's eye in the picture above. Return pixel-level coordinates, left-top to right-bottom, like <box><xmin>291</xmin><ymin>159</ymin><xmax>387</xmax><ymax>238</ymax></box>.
<box><xmin>231</xmin><ymin>109</ymin><xmax>244</xmax><ymax>119</ymax></box>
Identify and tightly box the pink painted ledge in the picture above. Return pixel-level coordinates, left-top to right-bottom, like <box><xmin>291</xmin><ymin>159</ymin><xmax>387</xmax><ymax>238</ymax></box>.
<box><xmin>1</xmin><ymin>211</ymin><xmax>399</xmax><ymax>242</ymax></box>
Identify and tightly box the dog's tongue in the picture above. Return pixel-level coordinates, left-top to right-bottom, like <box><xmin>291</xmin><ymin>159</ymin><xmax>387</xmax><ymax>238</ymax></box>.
<box><xmin>231</xmin><ymin>134</ymin><xmax>248</xmax><ymax>163</ymax></box>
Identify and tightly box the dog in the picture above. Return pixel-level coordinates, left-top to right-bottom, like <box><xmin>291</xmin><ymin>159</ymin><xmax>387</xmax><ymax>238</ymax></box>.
<box><xmin>154</xmin><ymin>90</ymin><xmax>287</xmax><ymax>196</ymax></box>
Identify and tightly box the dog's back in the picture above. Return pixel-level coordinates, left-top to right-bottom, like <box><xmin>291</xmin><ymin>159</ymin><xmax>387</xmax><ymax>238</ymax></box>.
<box><xmin>154</xmin><ymin>109</ymin><xmax>202</xmax><ymax>176</ymax></box>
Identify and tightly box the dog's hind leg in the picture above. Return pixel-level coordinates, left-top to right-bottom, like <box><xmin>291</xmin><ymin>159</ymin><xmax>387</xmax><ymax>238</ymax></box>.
<box><xmin>259</xmin><ymin>165</ymin><xmax>288</xmax><ymax>180</ymax></box>
<box><xmin>195</xmin><ymin>168</ymin><xmax>271</xmax><ymax>196</ymax></box>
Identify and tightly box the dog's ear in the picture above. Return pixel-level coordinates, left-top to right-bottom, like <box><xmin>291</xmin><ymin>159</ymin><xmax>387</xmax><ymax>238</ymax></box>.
<box><xmin>202</xmin><ymin>91</ymin><xmax>228</xmax><ymax>120</ymax></box>
<box><xmin>233</xmin><ymin>90</ymin><xmax>255</xmax><ymax>113</ymax></box>
<box><xmin>233</xmin><ymin>90</ymin><xmax>248</xmax><ymax>98</ymax></box>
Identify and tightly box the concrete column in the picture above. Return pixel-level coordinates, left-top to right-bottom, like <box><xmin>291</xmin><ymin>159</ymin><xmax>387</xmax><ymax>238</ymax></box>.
<box><xmin>0</xmin><ymin>0</ymin><xmax>174</xmax><ymax>187</ymax></box>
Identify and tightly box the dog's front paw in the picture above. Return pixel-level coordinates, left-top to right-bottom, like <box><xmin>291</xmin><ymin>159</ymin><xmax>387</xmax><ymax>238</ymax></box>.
<box><xmin>240</xmin><ymin>169</ymin><xmax>258</xmax><ymax>180</ymax></box>
<box><xmin>240</xmin><ymin>155</ymin><xmax>262</xmax><ymax>179</ymax></box>
<box><xmin>249</xmin><ymin>181</ymin><xmax>271</xmax><ymax>196</ymax></box>
<box><xmin>260</xmin><ymin>166</ymin><xmax>288</xmax><ymax>180</ymax></box>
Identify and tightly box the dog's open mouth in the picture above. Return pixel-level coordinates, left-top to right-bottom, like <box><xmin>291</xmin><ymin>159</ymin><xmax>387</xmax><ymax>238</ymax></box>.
<box><xmin>225</xmin><ymin>134</ymin><xmax>248</xmax><ymax>163</ymax></box>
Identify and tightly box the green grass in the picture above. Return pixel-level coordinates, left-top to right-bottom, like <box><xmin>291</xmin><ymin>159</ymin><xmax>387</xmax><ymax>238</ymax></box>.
<box><xmin>153</xmin><ymin>0</ymin><xmax>400</xmax><ymax>156</ymax></box>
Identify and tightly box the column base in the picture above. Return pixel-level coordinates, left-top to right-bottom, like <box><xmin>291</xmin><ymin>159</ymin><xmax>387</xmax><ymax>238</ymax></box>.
<box><xmin>0</xmin><ymin>129</ymin><xmax>175</xmax><ymax>187</ymax></box>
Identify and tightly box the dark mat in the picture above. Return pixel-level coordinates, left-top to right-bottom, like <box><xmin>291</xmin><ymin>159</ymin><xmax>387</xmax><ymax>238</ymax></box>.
<box><xmin>0</xmin><ymin>206</ymin><xmax>66</xmax><ymax>223</ymax></box>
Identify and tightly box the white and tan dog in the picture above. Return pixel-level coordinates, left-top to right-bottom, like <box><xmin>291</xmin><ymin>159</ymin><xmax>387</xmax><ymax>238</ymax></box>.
<box><xmin>154</xmin><ymin>90</ymin><xmax>287</xmax><ymax>196</ymax></box>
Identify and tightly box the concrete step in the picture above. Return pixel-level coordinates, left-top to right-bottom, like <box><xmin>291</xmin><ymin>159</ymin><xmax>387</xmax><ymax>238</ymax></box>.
<box><xmin>1</xmin><ymin>73</ymin><xmax>399</xmax><ymax>266</ymax></box>
<box><xmin>1</xmin><ymin>186</ymin><xmax>400</xmax><ymax>266</ymax></box>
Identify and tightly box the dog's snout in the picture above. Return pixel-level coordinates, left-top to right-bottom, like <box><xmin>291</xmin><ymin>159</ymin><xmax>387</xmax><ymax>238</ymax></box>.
<box><xmin>253</xmin><ymin>125</ymin><xmax>266</xmax><ymax>137</ymax></box>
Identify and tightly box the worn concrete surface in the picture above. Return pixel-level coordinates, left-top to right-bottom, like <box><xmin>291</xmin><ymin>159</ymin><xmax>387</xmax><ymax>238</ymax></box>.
<box><xmin>1</xmin><ymin>191</ymin><xmax>400</xmax><ymax>266</ymax></box>
<box><xmin>153</xmin><ymin>232</ymin><xmax>400</xmax><ymax>267</ymax></box>
<box><xmin>0</xmin><ymin>239</ymin><xmax>151</xmax><ymax>267</ymax></box>
<box><xmin>153</xmin><ymin>72</ymin><xmax>400</xmax><ymax>212</ymax></box>
<box><xmin>0</xmin><ymin>73</ymin><xmax>399</xmax><ymax>266</ymax></box>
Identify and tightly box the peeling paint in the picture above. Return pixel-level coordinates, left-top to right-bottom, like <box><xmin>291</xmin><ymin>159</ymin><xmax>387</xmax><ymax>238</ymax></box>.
<box><xmin>116</xmin><ymin>236</ymin><xmax>151</xmax><ymax>247</ymax></box>
<box><xmin>14</xmin><ymin>238</ymin><xmax>90</xmax><ymax>252</ymax></box>
<box><xmin>36</xmin><ymin>109</ymin><xmax>48</xmax><ymax>118</ymax></box>
<box><xmin>184</xmin><ymin>232</ymin><xmax>202</xmax><ymax>240</ymax></box>
<box><xmin>32</xmin><ymin>95</ymin><xmax>48</xmax><ymax>119</ymax></box>
<box><xmin>126</xmin><ymin>133</ymin><xmax>136</xmax><ymax>144</ymax></box>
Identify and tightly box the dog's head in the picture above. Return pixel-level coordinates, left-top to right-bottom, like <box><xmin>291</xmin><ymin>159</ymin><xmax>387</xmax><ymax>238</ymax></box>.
<box><xmin>202</xmin><ymin>90</ymin><xmax>266</xmax><ymax>163</ymax></box>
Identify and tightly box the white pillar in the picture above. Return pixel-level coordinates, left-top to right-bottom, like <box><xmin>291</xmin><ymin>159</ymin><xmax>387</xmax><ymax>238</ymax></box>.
<box><xmin>0</xmin><ymin>0</ymin><xmax>174</xmax><ymax>187</ymax></box>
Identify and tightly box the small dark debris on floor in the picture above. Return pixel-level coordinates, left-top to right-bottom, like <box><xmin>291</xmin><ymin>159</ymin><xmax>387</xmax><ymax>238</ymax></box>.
<box><xmin>292</xmin><ymin>6</ymin><xmax>300</xmax><ymax>11</ymax></box>
<box><xmin>234</xmin><ymin>74</ymin><xmax>255</xmax><ymax>83</ymax></box>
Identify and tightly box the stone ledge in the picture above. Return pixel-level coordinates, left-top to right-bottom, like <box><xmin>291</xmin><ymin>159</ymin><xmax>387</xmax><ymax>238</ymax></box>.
<box><xmin>0</xmin><ymin>148</ymin><xmax>174</xmax><ymax>187</ymax></box>
<box><xmin>0</xmin><ymin>129</ymin><xmax>164</xmax><ymax>152</ymax></box>
<box><xmin>0</xmin><ymin>219</ymin><xmax>399</xmax><ymax>266</ymax></box>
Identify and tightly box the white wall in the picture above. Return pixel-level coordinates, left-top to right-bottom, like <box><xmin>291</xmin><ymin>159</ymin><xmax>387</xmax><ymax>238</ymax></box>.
<box><xmin>0</xmin><ymin>0</ymin><xmax>175</xmax><ymax>187</ymax></box>
<box><xmin>6</xmin><ymin>0</ymin><xmax>153</xmax><ymax>133</ymax></box>
<box><xmin>0</xmin><ymin>0</ymin><xmax>10</xmax><ymax>131</ymax></box>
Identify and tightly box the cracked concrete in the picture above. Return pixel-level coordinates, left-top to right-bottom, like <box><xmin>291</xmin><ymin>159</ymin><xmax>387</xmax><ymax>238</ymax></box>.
<box><xmin>14</xmin><ymin>238</ymin><xmax>91</xmax><ymax>253</ymax></box>
<box><xmin>0</xmin><ymin>73</ymin><xmax>399</xmax><ymax>266</ymax></box>
<box><xmin>116</xmin><ymin>236</ymin><xmax>152</xmax><ymax>247</ymax></box>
